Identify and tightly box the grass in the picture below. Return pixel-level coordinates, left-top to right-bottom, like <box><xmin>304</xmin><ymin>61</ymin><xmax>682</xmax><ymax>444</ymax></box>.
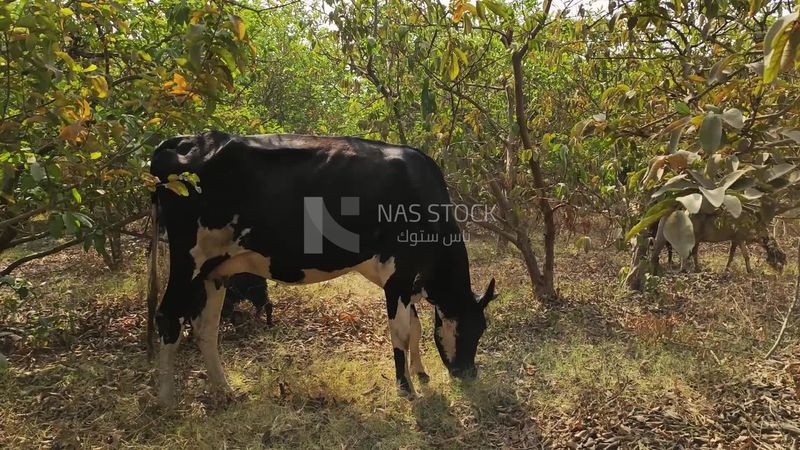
<box><xmin>1</xmin><ymin>230</ymin><xmax>799</xmax><ymax>448</ymax></box>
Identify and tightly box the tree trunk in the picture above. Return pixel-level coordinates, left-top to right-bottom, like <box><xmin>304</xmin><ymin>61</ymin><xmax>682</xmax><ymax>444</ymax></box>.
<box><xmin>511</xmin><ymin>42</ymin><xmax>557</xmax><ymax>301</ymax></box>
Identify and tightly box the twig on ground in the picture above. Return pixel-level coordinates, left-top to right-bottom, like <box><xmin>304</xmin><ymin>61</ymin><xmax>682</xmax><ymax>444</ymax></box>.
<box><xmin>765</xmin><ymin>239</ymin><xmax>800</xmax><ymax>359</ymax></box>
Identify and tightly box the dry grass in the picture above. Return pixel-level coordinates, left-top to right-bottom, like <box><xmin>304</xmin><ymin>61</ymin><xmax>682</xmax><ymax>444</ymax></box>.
<box><xmin>1</xmin><ymin>230</ymin><xmax>799</xmax><ymax>448</ymax></box>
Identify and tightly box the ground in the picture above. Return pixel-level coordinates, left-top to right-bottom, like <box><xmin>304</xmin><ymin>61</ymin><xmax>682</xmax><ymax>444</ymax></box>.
<box><xmin>1</xmin><ymin>228</ymin><xmax>799</xmax><ymax>449</ymax></box>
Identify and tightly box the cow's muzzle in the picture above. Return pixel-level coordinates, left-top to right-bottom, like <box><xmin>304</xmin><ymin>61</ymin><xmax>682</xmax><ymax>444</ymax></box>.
<box><xmin>449</xmin><ymin>365</ymin><xmax>478</xmax><ymax>380</ymax></box>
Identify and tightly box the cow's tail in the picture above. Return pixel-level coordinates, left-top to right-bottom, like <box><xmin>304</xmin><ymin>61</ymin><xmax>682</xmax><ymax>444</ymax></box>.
<box><xmin>146</xmin><ymin>202</ymin><xmax>160</xmax><ymax>361</ymax></box>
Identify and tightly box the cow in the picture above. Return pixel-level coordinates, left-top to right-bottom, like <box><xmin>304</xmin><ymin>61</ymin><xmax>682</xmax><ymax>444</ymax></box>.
<box><xmin>650</xmin><ymin>210</ymin><xmax>786</xmax><ymax>273</ymax></box>
<box><xmin>148</xmin><ymin>131</ymin><xmax>496</xmax><ymax>407</ymax></box>
<box><xmin>222</xmin><ymin>273</ymin><xmax>273</xmax><ymax>327</ymax></box>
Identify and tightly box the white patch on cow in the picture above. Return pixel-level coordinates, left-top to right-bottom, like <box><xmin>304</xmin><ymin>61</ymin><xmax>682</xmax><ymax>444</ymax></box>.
<box><xmin>298</xmin><ymin>267</ymin><xmax>357</xmax><ymax>283</ymax></box>
<box><xmin>190</xmin><ymin>217</ymin><xmax>267</xmax><ymax>281</ymax></box>
<box><xmin>191</xmin><ymin>280</ymin><xmax>232</xmax><ymax>394</ymax></box>
<box><xmin>190</xmin><ymin>216</ymin><xmax>248</xmax><ymax>278</ymax></box>
<box><xmin>210</xmin><ymin>252</ymin><xmax>271</xmax><ymax>279</ymax></box>
<box><xmin>354</xmin><ymin>255</ymin><xmax>396</xmax><ymax>287</ymax></box>
<box><xmin>436</xmin><ymin>307</ymin><xmax>458</xmax><ymax>364</ymax></box>
<box><xmin>389</xmin><ymin>298</ymin><xmax>414</xmax><ymax>391</ymax></box>
<box><xmin>157</xmin><ymin>327</ymin><xmax>184</xmax><ymax>407</ymax></box>
<box><xmin>409</xmin><ymin>305</ymin><xmax>426</xmax><ymax>376</ymax></box>
<box><xmin>390</xmin><ymin>299</ymin><xmax>412</xmax><ymax>349</ymax></box>
<box><xmin>382</xmin><ymin>147</ymin><xmax>406</xmax><ymax>161</ymax></box>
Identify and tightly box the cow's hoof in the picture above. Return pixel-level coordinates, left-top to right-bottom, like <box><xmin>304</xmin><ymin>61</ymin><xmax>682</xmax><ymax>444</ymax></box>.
<box><xmin>417</xmin><ymin>372</ymin><xmax>430</xmax><ymax>384</ymax></box>
<box><xmin>397</xmin><ymin>378</ymin><xmax>416</xmax><ymax>399</ymax></box>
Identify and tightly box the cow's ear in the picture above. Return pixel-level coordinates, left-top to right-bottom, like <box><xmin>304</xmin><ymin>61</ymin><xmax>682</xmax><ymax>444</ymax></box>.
<box><xmin>478</xmin><ymin>278</ymin><xmax>496</xmax><ymax>309</ymax></box>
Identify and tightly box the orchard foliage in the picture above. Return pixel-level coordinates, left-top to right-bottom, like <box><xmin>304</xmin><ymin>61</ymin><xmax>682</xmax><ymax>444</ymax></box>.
<box><xmin>0</xmin><ymin>0</ymin><xmax>257</xmax><ymax>267</ymax></box>
<box><xmin>1</xmin><ymin>0</ymin><xmax>799</xmax><ymax>299</ymax></box>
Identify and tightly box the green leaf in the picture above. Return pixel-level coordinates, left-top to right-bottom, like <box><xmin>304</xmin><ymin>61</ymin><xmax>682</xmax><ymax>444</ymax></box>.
<box><xmin>93</xmin><ymin>233</ymin><xmax>108</xmax><ymax>257</ymax></box>
<box><xmin>453</xmin><ymin>47</ymin><xmax>468</xmax><ymax>65</ymax></box>
<box><xmin>63</xmin><ymin>213</ymin><xmax>79</xmax><ymax>235</ymax></box>
<box><xmin>699</xmin><ymin>185</ymin><xmax>726</xmax><ymax>207</ymax></box>
<box><xmin>651</xmin><ymin>174</ymin><xmax>695</xmax><ymax>198</ymax></box>
<box><xmin>760</xmin><ymin>162</ymin><xmax>796</xmax><ymax>181</ymax></box>
<box><xmin>676</xmin><ymin>193</ymin><xmax>703</xmax><ymax>214</ymax></box>
<box><xmin>707</xmin><ymin>56</ymin><xmax>730</xmax><ymax>84</ymax></box>
<box><xmin>667</xmin><ymin>127</ymin><xmax>683</xmax><ymax>153</ymax></box>
<box><xmin>421</xmin><ymin>80</ymin><xmax>436</xmax><ymax>119</ymax></box>
<box><xmin>722</xmin><ymin>194</ymin><xmax>742</xmax><ymax>218</ymax></box>
<box><xmin>719</xmin><ymin>168</ymin><xmax>751</xmax><ymax>189</ymax></box>
<box><xmin>48</xmin><ymin>214</ymin><xmax>65</xmax><ymax>238</ymax></box>
<box><xmin>721</xmin><ymin>108</ymin><xmax>744</xmax><ymax>129</ymax></box>
<box><xmin>30</xmin><ymin>163</ymin><xmax>45</xmax><ymax>182</ymax></box>
<box><xmin>699</xmin><ymin>113</ymin><xmax>722</xmax><ymax>153</ymax></box>
<box><xmin>674</xmin><ymin>101</ymin><xmax>690</xmax><ymax>115</ymax></box>
<box><xmin>663</xmin><ymin>210</ymin><xmax>695</xmax><ymax>260</ymax></box>
<box><xmin>625</xmin><ymin>198</ymin><xmax>677</xmax><ymax>240</ymax></box>
<box><xmin>483</xmin><ymin>0</ymin><xmax>511</xmax><ymax>19</ymax></box>
<box><xmin>71</xmin><ymin>188</ymin><xmax>81</xmax><ymax>204</ymax></box>
<box><xmin>73</xmin><ymin>213</ymin><xmax>93</xmax><ymax>228</ymax></box>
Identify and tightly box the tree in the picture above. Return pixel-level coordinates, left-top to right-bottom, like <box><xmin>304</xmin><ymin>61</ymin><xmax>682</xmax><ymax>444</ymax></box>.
<box><xmin>0</xmin><ymin>0</ymin><xmax>257</xmax><ymax>276</ymax></box>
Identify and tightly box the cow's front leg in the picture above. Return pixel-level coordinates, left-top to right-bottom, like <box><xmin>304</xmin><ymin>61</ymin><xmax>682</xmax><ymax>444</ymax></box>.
<box><xmin>409</xmin><ymin>304</ymin><xmax>429</xmax><ymax>383</ymax></box>
<box><xmin>191</xmin><ymin>280</ymin><xmax>232</xmax><ymax>396</ymax></box>
<box><xmin>386</xmin><ymin>292</ymin><xmax>415</xmax><ymax>397</ymax></box>
<box><xmin>157</xmin><ymin>324</ymin><xmax>184</xmax><ymax>407</ymax></box>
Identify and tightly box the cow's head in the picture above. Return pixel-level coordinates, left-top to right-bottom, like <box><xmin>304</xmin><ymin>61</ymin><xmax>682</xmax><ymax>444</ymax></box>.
<box><xmin>764</xmin><ymin>236</ymin><xmax>786</xmax><ymax>273</ymax></box>
<box><xmin>433</xmin><ymin>278</ymin><xmax>496</xmax><ymax>379</ymax></box>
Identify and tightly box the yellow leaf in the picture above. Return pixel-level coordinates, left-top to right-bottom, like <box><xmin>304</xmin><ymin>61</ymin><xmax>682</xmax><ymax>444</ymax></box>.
<box><xmin>448</xmin><ymin>53</ymin><xmax>460</xmax><ymax>80</ymax></box>
<box><xmin>453</xmin><ymin>4</ymin><xmax>466</xmax><ymax>22</ymax></box>
<box><xmin>166</xmin><ymin>180</ymin><xmax>189</xmax><ymax>197</ymax></box>
<box><xmin>190</xmin><ymin>10</ymin><xmax>205</xmax><ymax>24</ymax></box>
<box><xmin>164</xmin><ymin>73</ymin><xmax>191</xmax><ymax>96</ymax></box>
<box><xmin>764</xmin><ymin>13</ymin><xmax>799</xmax><ymax>83</ymax></box>
<box><xmin>88</xmin><ymin>75</ymin><xmax>108</xmax><ymax>98</ymax></box>
<box><xmin>688</xmin><ymin>74</ymin><xmax>706</xmax><ymax>82</ymax></box>
<box><xmin>54</xmin><ymin>51</ymin><xmax>76</xmax><ymax>69</ymax></box>
<box><xmin>230</xmin><ymin>14</ymin><xmax>246</xmax><ymax>40</ymax></box>
<box><xmin>146</xmin><ymin>117</ymin><xmax>162</xmax><ymax>126</ymax></box>
<box><xmin>141</xmin><ymin>173</ymin><xmax>160</xmax><ymax>190</ymax></box>
<box><xmin>78</xmin><ymin>99</ymin><xmax>92</xmax><ymax>120</ymax></box>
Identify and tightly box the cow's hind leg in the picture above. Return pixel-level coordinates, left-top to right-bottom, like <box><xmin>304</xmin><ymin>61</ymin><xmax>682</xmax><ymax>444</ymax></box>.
<box><xmin>741</xmin><ymin>243</ymin><xmax>753</xmax><ymax>274</ymax></box>
<box><xmin>192</xmin><ymin>280</ymin><xmax>232</xmax><ymax>397</ymax></box>
<box><xmin>385</xmin><ymin>282</ymin><xmax>416</xmax><ymax>397</ymax></box>
<box><xmin>409</xmin><ymin>304</ymin><xmax>429</xmax><ymax>383</ymax></box>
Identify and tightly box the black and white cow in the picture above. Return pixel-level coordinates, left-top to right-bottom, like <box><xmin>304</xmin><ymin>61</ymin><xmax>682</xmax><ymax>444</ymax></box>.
<box><xmin>149</xmin><ymin>131</ymin><xmax>495</xmax><ymax>406</ymax></box>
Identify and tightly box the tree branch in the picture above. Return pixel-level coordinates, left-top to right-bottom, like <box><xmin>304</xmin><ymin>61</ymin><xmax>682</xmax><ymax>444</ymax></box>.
<box><xmin>0</xmin><ymin>210</ymin><xmax>148</xmax><ymax>276</ymax></box>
